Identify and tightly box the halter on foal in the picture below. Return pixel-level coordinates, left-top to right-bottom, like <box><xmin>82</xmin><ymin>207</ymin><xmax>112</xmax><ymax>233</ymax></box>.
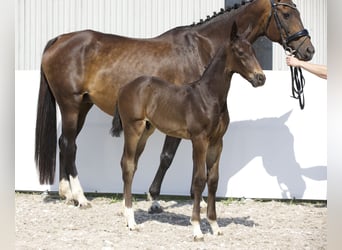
<box><xmin>111</xmin><ymin>24</ymin><xmax>265</xmax><ymax>240</ymax></box>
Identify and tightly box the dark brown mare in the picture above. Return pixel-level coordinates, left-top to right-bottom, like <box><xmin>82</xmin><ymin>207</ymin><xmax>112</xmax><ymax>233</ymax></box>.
<box><xmin>35</xmin><ymin>0</ymin><xmax>314</xmax><ymax>208</ymax></box>
<box><xmin>111</xmin><ymin>23</ymin><xmax>265</xmax><ymax>240</ymax></box>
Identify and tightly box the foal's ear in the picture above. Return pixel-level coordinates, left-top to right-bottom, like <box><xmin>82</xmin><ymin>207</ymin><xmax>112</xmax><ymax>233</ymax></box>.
<box><xmin>230</xmin><ymin>22</ymin><xmax>252</xmax><ymax>41</ymax></box>
<box><xmin>230</xmin><ymin>22</ymin><xmax>238</xmax><ymax>41</ymax></box>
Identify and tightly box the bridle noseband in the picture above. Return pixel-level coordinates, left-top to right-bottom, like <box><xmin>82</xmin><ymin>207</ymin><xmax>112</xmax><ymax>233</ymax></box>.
<box><xmin>266</xmin><ymin>0</ymin><xmax>310</xmax><ymax>55</ymax></box>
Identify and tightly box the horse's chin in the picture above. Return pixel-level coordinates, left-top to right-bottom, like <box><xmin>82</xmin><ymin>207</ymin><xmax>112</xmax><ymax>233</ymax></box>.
<box><xmin>251</xmin><ymin>82</ymin><xmax>263</xmax><ymax>88</ymax></box>
<box><xmin>296</xmin><ymin>51</ymin><xmax>314</xmax><ymax>61</ymax></box>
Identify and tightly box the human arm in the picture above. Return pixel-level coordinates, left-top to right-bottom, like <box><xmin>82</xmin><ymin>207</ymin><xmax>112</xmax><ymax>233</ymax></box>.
<box><xmin>286</xmin><ymin>56</ymin><xmax>327</xmax><ymax>80</ymax></box>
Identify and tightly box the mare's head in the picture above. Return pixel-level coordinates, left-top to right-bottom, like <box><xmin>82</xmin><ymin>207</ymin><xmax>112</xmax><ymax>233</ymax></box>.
<box><xmin>228</xmin><ymin>23</ymin><xmax>266</xmax><ymax>87</ymax></box>
<box><xmin>264</xmin><ymin>0</ymin><xmax>315</xmax><ymax>60</ymax></box>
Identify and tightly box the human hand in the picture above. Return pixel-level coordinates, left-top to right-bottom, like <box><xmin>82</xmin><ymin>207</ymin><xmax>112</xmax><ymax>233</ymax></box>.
<box><xmin>286</xmin><ymin>56</ymin><xmax>301</xmax><ymax>67</ymax></box>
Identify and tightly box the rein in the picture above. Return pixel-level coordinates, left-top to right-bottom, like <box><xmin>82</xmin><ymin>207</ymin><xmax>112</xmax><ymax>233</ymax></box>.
<box><xmin>267</xmin><ymin>0</ymin><xmax>310</xmax><ymax>109</ymax></box>
<box><xmin>289</xmin><ymin>61</ymin><xmax>305</xmax><ymax>109</ymax></box>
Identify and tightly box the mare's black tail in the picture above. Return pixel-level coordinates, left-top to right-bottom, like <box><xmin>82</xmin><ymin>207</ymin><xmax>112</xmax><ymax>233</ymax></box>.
<box><xmin>111</xmin><ymin>104</ymin><xmax>123</xmax><ymax>137</ymax></box>
<box><xmin>35</xmin><ymin>40</ymin><xmax>59</xmax><ymax>185</ymax></box>
<box><xmin>34</xmin><ymin>37</ymin><xmax>59</xmax><ymax>185</ymax></box>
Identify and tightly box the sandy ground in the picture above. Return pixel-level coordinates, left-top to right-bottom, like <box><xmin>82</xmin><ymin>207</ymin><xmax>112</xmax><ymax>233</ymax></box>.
<box><xmin>15</xmin><ymin>192</ymin><xmax>326</xmax><ymax>250</ymax></box>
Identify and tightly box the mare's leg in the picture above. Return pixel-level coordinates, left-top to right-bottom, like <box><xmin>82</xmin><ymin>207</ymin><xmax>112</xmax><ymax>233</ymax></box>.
<box><xmin>206</xmin><ymin>139</ymin><xmax>223</xmax><ymax>236</ymax></box>
<box><xmin>121</xmin><ymin>120</ymin><xmax>146</xmax><ymax>230</ymax></box>
<box><xmin>148</xmin><ymin>136</ymin><xmax>181</xmax><ymax>213</ymax></box>
<box><xmin>58</xmin><ymin>102</ymin><xmax>93</xmax><ymax>208</ymax></box>
<box><xmin>190</xmin><ymin>136</ymin><xmax>208</xmax><ymax>241</ymax></box>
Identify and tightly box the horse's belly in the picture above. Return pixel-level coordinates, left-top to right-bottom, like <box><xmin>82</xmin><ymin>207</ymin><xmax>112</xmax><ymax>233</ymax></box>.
<box><xmin>148</xmin><ymin>116</ymin><xmax>190</xmax><ymax>139</ymax></box>
<box><xmin>157</xmin><ymin>126</ymin><xmax>191</xmax><ymax>140</ymax></box>
<box><xmin>89</xmin><ymin>93</ymin><xmax>117</xmax><ymax>116</ymax></box>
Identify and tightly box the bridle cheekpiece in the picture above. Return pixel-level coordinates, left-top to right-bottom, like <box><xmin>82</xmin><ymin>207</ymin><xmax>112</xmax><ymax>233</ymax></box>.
<box><xmin>266</xmin><ymin>0</ymin><xmax>310</xmax><ymax>55</ymax></box>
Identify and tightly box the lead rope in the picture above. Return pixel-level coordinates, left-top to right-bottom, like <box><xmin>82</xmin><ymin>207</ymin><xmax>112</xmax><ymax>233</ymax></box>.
<box><xmin>286</xmin><ymin>49</ymin><xmax>306</xmax><ymax>110</ymax></box>
<box><xmin>290</xmin><ymin>65</ymin><xmax>305</xmax><ymax>109</ymax></box>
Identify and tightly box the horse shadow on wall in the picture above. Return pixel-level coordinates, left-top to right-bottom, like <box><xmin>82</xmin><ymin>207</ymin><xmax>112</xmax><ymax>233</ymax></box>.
<box><xmin>52</xmin><ymin>109</ymin><xmax>326</xmax><ymax>199</ymax></box>
<box><xmin>218</xmin><ymin>110</ymin><xmax>327</xmax><ymax>199</ymax></box>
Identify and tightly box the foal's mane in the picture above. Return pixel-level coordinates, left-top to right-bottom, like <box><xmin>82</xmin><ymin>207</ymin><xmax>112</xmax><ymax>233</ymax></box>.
<box><xmin>190</xmin><ymin>0</ymin><xmax>255</xmax><ymax>27</ymax></box>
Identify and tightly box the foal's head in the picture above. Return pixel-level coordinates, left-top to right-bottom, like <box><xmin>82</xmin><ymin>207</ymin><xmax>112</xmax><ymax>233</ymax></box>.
<box><xmin>228</xmin><ymin>23</ymin><xmax>266</xmax><ymax>87</ymax></box>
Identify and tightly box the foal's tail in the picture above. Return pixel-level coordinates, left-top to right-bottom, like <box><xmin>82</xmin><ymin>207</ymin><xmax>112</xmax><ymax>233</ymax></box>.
<box><xmin>34</xmin><ymin>38</ymin><xmax>58</xmax><ymax>185</ymax></box>
<box><xmin>111</xmin><ymin>104</ymin><xmax>123</xmax><ymax>137</ymax></box>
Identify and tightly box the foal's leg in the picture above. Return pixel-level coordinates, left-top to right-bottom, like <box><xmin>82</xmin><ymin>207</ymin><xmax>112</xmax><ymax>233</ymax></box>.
<box><xmin>135</xmin><ymin>124</ymin><xmax>155</xmax><ymax>163</ymax></box>
<box><xmin>206</xmin><ymin>139</ymin><xmax>223</xmax><ymax>236</ymax></box>
<box><xmin>58</xmin><ymin>102</ymin><xmax>92</xmax><ymax>208</ymax></box>
<box><xmin>190</xmin><ymin>136</ymin><xmax>208</xmax><ymax>241</ymax></box>
<box><xmin>148</xmin><ymin>136</ymin><xmax>181</xmax><ymax>213</ymax></box>
<box><xmin>121</xmin><ymin>120</ymin><xmax>146</xmax><ymax>230</ymax></box>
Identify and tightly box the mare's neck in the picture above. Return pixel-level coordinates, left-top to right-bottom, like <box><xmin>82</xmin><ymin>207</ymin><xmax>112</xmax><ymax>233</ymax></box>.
<box><xmin>193</xmin><ymin>0</ymin><xmax>270</xmax><ymax>51</ymax></box>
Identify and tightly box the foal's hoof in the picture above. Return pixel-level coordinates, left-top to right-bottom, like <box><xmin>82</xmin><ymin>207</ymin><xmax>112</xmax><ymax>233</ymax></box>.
<box><xmin>214</xmin><ymin>230</ymin><xmax>223</xmax><ymax>236</ymax></box>
<box><xmin>148</xmin><ymin>201</ymin><xmax>163</xmax><ymax>214</ymax></box>
<box><xmin>73</xmin><ymin>199</ymin><xmax>92</xmax><ymax>209</ymax></box>
<box><xmin>129</xmin><ymin>227</ymin><xmax>139</xmax><ymax>232</ymax></box>
<box><xmin>65</xmin><ymin>198</ymin><xmax>76</xmax><ymax>206</ymax></box>
<box><xmin>193</xmin><ymin>235</ymin><xmax>204</xmax><ymax>242</ymax></box>
<box><xmin>127</xmin><ymin>224</ymin><xmax>139</xmax><ymax>231</ymax></box>
<box><xmin>78</xmin><ymin>201</ymin><xmax>92</xmax><ymax>209</ymax></box>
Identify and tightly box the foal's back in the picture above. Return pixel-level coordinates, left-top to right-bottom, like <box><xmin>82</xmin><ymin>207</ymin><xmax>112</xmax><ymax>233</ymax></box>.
<box><xmin>117</xmin><ymin>46</ymin><xmax>229</xmax><ymax>139</ymax></box>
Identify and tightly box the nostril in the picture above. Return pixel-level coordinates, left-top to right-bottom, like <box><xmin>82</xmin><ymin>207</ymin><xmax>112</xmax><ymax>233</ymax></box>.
<box><xmin>257</xmin><ymin>73</ymin><xmax>266</xmax><ymax>83</ymax></box>
<box><xmin>254</xmin><ymin>73</ymin><xmax>265</xmax><ymax>86</ymax></box>
<box><xmin>307</xmin><ymin>46</ymin><xmax>315</xmax><ymax>54</ymax></box>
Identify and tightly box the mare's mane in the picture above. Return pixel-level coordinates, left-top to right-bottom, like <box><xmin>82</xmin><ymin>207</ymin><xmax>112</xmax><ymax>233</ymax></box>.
<box><xmin>157</xmin><ymin>0</ymin><xmax>256</xmax><ymax>36</ymax></box>
<box><xmin>190</xmin><ymin>0</ymin><xmax>255</xmax><ymax>27</ymax></box>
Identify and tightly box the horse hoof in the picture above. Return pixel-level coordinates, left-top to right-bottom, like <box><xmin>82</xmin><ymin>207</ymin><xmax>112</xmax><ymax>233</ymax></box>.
<box><xmin>127</xmin><ymin>224</ymin><xmax>139</xmax><ymax>231</ymax></box>
<box><xmin>148</xmin><ymin>206</ymin><xmax>163</xmax><ymax>214</ymax></box>
<box><xmin>214</xmin><ymin>230</ymin><xmax>223</xmax><ymax>236</ymax></box>
<box><xmin>193</xmin><ymin>235</ymin><xmax>204</xmax><ymax>242</ymax></box>
<box><xmin>79</xmin><ymin>201</ymin><xmax>92</xmax><ymax>209</ymax></box>
<box><xmin>65</xmin><ymin>198</ymin><xmax>75</xmax><ymax>206</ymax></box>
<box><xmin>148</xmin><ymin>201</ymin><xmax>163</xmax><ymax>214</ymax></box>
<box><xmin>69</xmin><ymin>198</ymin><xmax>92</xmax><ymax>208</ymax></box>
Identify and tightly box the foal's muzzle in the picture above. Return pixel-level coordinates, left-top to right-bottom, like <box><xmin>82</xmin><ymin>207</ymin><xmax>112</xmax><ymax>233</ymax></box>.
<box><xmin>251</xmin><ymin>73</ymin><xmax>266</xmax><ymax>87</ymax></box>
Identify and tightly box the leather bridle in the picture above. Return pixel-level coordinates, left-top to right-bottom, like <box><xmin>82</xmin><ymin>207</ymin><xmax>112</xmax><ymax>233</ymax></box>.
<box><xmin>266</xmin><ymin>0</ymin><xmax>310</xmax><ymax>55</ymax></box>
<box><xmin>265</xmin><ymin>0</ymin><xmax>310</xmax><ymax>109</ymax></box>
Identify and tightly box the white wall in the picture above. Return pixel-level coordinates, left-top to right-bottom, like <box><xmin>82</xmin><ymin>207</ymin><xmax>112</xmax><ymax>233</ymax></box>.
<box><xmin>16</xmin><ymin>0</ymin><xmax>327</xmax><ymax>71</ymax></box>
<box><xmin>15</xmin><ymin>0</ymin><xmax>223</xmax><ymax>70</ymax></box>
<box><xmin>15</xmin><ymin>70</ymin><xmax>327</xmax><ymax>199</ymax></box>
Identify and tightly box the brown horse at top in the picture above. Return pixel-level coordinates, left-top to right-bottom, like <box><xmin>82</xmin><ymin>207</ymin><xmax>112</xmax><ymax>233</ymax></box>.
<box><xmin>35</xmin><ymin>0</ymin><xmax>314</xmax><ymax>208</ymax></box>
<box><xmin>111</xmin><ymin>23</ymin><xmax>265</xmax><ymax>240</ymax></box>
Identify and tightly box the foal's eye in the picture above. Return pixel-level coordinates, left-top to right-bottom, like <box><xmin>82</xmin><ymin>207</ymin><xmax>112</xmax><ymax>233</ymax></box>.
<box><xmin>237</xmin><ymin>50</ymin><xmax>244</xmax><ymax>57</ymax></box>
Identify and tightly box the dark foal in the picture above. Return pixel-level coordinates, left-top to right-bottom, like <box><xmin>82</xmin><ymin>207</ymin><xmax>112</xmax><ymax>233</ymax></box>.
<box><xmin>111</xmin><ymin>25</ymin><xmax>265</xmax><ymax>240</ymax></box>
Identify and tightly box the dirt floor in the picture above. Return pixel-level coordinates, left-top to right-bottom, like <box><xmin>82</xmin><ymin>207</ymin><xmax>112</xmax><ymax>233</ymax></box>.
<box><xmin>15</xmin><ymin>192</ymin><xmax>327</xmax><ymax>250</ymax></box>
